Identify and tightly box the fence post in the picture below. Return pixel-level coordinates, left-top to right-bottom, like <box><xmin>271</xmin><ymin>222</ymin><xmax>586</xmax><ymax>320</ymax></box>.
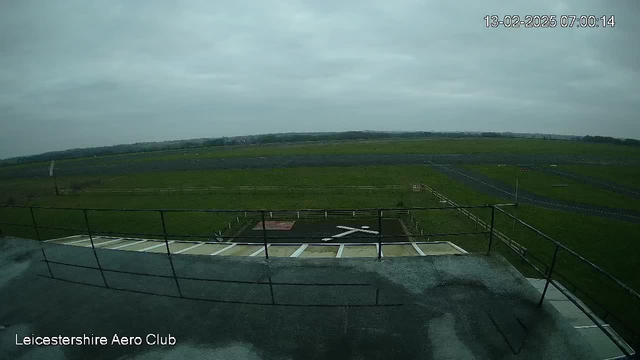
<box><xmin>84</xmin><ymin>209</ymin><xmax>109</xmax><ymax>287</ymax></box>
<box><xmin>159</xmin><ymin>210</ymin><xmax>172</xmax><ymax>256</ymax></box>
<box><xmin>487</xmin><ymin>206</ymin><xmax>495</xmax><ymax>254</ymax></box>
<box><xmin>269</xmin><ymin>276</ymin><xmax>275</xmax><ymax>305</ymax></box>
<box><xmin>159</xmin><ymin>210</ymin><xmax>183</xmax><ymax>297</ymax></box>
<box><xmin>261</xmin><ymin>211</ymin><xmax>269</xmax><ymax>259</ymax></box>
<box><xmin>29</xmin><ymin>207</ymin><xmax>41</xmax><ymax>241</ymax></box>
<box><xmin>377</xmin><ymin>209</ymin><xmax>383</xmax><ymax>260</ymax></box>
<box><xmin>83</xmin><ymin>209</ymin><xmax>95</xmax><ymax>247</ymax></box>
<box><xmin>538</xmin><ymin>244</ymin><xmax>560</xmax><ymax>307</ymax></box>
<box><xmin>41</xmin><ymin>248</ymin><xmax>54</xmax><ymax>277</ymax></box>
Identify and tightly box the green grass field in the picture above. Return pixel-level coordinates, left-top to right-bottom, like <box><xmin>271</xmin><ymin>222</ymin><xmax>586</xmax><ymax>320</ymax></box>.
<box><xmin>464</xmin><ymin>165</ymin><xmax>640</xmax><ymax>211</ymax></box>
<box><xmin>561</xmin><ymin>165</ymin><xmax>640</xmax><ymax>189</ymax></box>
<box><xmin>112</xmin><ymin>138</ymin><xmax>640</xmax><ymax>163</ymax></box>
<box><xmin>3</xmin><ymin>137</ymin><xmax>640</xmax><ymax>173</ymax></box>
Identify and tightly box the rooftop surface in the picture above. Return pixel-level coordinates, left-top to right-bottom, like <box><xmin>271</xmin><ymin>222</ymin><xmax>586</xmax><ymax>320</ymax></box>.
<box><xmin>0</xmin><ymin>237</ymin><xmax>601</xmax><ymax>360</ymax></box>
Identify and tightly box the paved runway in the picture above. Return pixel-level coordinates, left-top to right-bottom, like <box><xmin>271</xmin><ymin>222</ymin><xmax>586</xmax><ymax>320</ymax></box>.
<box><xmin>431</xmin><ymin>164</ymin><xmax>640</xmax><ymax>223</ymax></box>
<box><xmin>2</xmin><ymin>153</ymin><xmax>638</xmax><ymax>179</ymax></box>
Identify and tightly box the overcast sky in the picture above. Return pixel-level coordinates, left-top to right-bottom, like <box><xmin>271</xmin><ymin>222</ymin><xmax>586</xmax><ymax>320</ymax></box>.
<box><xmin>1</xmin><ymin>0</ymin><xmax>638</xmax><ymax>159</ymax></box>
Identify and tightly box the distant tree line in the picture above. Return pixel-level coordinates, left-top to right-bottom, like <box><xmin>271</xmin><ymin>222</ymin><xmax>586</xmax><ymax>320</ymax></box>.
<box><xmin>1</xmin><ymin>130</ymin><xmax>636</xmax><ymax>167</ymax></box>
<box><xmin>582</xmin><ymin>135</ymin><xmax>640</xmax><ymax>147</ymax></box>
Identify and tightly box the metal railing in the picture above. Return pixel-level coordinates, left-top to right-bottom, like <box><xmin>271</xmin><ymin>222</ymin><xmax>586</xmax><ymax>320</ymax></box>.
<box><xmin>493</xmin><ymin>206</ymin><xmax>638</xmax><ymax>358</ymax></box>
<box><xmin>58</xmin><ymin>184</ymin><xmax>414</xmax><ymax>196</ymax></box>
<box><xmin>0</xmin><ymin>204</ymin><xmax>506</xmax><ymax>310</ymax></box>
<box><xmin>421</xmin><ymin>185</ymin><xmax>638</xmax><ymax>358</ymax></box>
<box><xmin>0</xmin><ymin>204</ymin><xmax>507</xmax><ymax>259</ymax></box>
<box><xmin>1</xmin><ymin>202</ymin><xmax>637</xmax><ymax>357</ymax></box>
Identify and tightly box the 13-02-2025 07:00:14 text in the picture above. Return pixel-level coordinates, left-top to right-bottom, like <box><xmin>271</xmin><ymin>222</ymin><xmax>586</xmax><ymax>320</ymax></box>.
<box><xmin>484</xmin><ymin>15</ymin><xmax>615</xmax><ymax>28</ymax></box>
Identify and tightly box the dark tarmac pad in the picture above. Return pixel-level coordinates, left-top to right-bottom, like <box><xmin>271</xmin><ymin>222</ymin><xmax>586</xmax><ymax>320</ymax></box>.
<box><xmin>236</xmin><ymin>219</ymin><xmax>407</xmax><ymax>243</ymax></box>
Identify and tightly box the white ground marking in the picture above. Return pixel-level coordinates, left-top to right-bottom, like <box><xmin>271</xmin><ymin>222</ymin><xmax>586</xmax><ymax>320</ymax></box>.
<box><xmin>330</xmin><ymin>229</ymin><xmax>359</xmax><ymax>239</ymax></box>
<box><xmin>91</xmin><ymin>238</ymin><xmax>125</xmax><ymax>247</ymax></box>
<box><xmin>290</xmin><ymin>244</ymin><xmax>309</xmax><ymax>257</ymax></box>
<box><xmin>411</xmin><ymin>242</ymin><xmax>426</xmax><ymax>256</ymax></box>
<box><xmin>174</xmin><ymin>242</ymin><xmax>205</xmax><ymax>254</ymax></box>
<box><xmin>139</xmin><ymin>241</ymin><xmax>173</xmax><ymax>252</ymax></box>
<box><xmin>250</xmin><ymin>245</ymin><xmax>269</xmax><ymax>257</ymax></box>
<box><xmin>322</xmin><ymin>225</ymin><xmax>380</xmax><ymax>242</ymax></box>
<box><xmin>336</xmin><ymin>244</ymin><xmax>345</xmax><ymax>258</ymax></box>
<box><xmin>574</xmin><ymin>324</ymin><xmax>610</xmax><ymax>329</ymax></box>
<box><xmin>111</xmin><ymin>240</ymin><xmax>147</xmax><ymax>250</ymax></box>
<box><xmin>210</xmin><ymin>243</ymin><xmax>236</xmax><ymax>256</ymax></box>
<box><xmin>336</xmin><ymin>225</ymin><xmax>379</xmax><ymax>234</ymax></box>
<box><xmin>59</xmin><ymin>237</ymin><xmax>94</xmax><ymax>245</ymax></box>
<box><xmin>45</xmin><ymin>234</ymin><xmax>84</xmax><ymax>243</ymax></box>
<box><xmin>447</xmin><ymin>242</ymin><xmax>469</xmax><ymax>254</ymax></box>
<box><xmin>361</xmin><ymin>226</ymin><xmax>370</xmax><ymax>229</ymax></box>
<box><xmin>376</xmin><ymin>243</ymin><xmax>384</xmax><ymax>258</ymax></box>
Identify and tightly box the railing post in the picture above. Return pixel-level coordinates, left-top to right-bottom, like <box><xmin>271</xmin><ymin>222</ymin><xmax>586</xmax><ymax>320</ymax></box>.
<box><xmin>84</xmin><ymin>209</ymin><xmax>108</xmax><ymax>287</ymax></box>
<box><xmin>487</xmin><ymin>206</ymin><xmax>495</xmax><ymax>254</ymax></box>
<box><xmin>83</xmin><ymin>209</ymin><xmax>94</xmax><ymax>246</ymax></box>
<box><xmin>269</xmin><ymin>276</ymin><xmax>275</xmax><ymax>305</ymax></box>
<box><xmin>53</xmin><ymin>173</ymin><xmax>59</xmax><ymax>196</ymax></box>
<box><xmin>377</xmin><ymin>209</ymin><xmax>383</xmax><ymax>260</ymax></box>
<box><xmin>261</xmin><ymin>211</ymin><xmax>269</xmax><ymax>259</ymax></box>
<box><xmin>538</xmin><ymin>244</ymin><xmax>560</xmax><ymax>307</ymax></box>
<box><xmin>159</xmin><ymin>210</ymin><xmax>182</xmax><ymax>297</ymax></box>
<box><xmin>159</xmin><ymin>210</ymin><xmax>171</xmax><ymax>256</ymax></box>
<box><xmin>29</xmin><ymin>207</ymin><xmax>41</xmax><ymax>241</ymax></box>
<box><xmin>41</xmin><ymin>248</ymin><xmax>54</xmax><ymax>277</ymax></box>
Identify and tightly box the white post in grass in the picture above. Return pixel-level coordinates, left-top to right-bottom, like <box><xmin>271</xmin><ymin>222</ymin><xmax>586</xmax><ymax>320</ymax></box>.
<box><xmin>512</xmin><ymin>178</ymin><xmax>519</xmax><ymax>231</ymax></box>
<box><xmin>49</xmin><ymin>160</ymin><xmax>59</xmax><ymax>196</ymax></box>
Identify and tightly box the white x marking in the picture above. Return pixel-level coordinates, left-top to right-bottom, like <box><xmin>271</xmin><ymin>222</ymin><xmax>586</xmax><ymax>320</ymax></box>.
<box><xmin>322</xmin><ymin>225</ymin><xmax>379</xmax><ymax>241</ymax></box>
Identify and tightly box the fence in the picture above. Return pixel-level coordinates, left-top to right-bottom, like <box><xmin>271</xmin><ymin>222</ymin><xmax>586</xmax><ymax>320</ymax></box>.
<box><xmin>422</xmin><ymin>185</ymin><xmax>638</xmax><ymax>358</ymax></box>
<box><xmin>38</xmin><ymin>251</ymin><xmax>402</xmax><ymax>308</ymax></box>
<box><xmin>0</xmin><ymin>205</ymin><xmax>501</xmax><ymax>255</ymax></box>
<box><xmin>58</xmin><ymin>185</ymin><xmax>414</xmax><ymax>196</ymax></box>
<box><xmin>0</xmin><ymin>202</ymin><xmax>638</xmax><ymax>357</ymax></box>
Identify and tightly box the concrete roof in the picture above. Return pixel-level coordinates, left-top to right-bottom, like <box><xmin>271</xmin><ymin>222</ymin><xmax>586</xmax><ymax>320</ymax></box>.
<box><xmin>0</xmin><ymin>237</ymin><xmax>600</xmax><ymax>360</ymax></box>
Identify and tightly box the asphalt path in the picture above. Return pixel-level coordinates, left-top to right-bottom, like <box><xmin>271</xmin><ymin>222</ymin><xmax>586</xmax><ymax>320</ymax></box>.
<box><xmin>430</xmin><ymin>164</ymin><xmax>640</xmax><ymax>223</ymax></box>
<box><xmin>526</xmin><ymin>166</ymin><xmax>640</xmax><ymax>198</ymax></box>
<box><xmin>1</xmin><ymin>153</ymin><xmax>639</xmax><ymax>179</ymax></box>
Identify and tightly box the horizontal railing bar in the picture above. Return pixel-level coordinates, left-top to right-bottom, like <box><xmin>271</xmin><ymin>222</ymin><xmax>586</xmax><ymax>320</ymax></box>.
<box><xmin>38</xmin><ymin>275</ymin><xmax>403</xmax><ymax>308</ymax></box>
<box><xmin>493</xmin><ymin>206</ymin><xmax>640</xmax><ymax>302</ymax></box>
<box><xmin>548</xmin><ymin>278</ymin><xmax>634</xmax><ymax>357</ymax></box>
<box><xmin>0</xmin><ymin>221</ymin><xmax>37</xmax><ymax>228</ymax></box>
<box><xmin>7</xmin><ymin>224</ymin><xmax>89</xmax><ymax>233</ymax></box>
<box><xmin>499</xmin><ymin>234</ymin><xmax>636</xmax><ymax>354</ymax></box>
<box><xmin>41</xmin><ymin>260</ymin><xmax>371</xmax><ymax>286</ymax></box>
<box><xmin>0</xmin><ymin>204</ymin><xmax>504</xmax><ymax>212</ymax></box>
<box><xmin>503</xmin><ymin>243</ymin><xmax>546</xmax><ymax>278</ymax></box>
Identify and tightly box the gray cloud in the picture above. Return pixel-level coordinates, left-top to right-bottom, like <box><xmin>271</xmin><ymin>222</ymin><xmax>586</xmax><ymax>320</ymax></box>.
<box><xmin>1</xmin><ymin>0</ymin><xmax>639</xmax><ymax>158</ymax></box>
